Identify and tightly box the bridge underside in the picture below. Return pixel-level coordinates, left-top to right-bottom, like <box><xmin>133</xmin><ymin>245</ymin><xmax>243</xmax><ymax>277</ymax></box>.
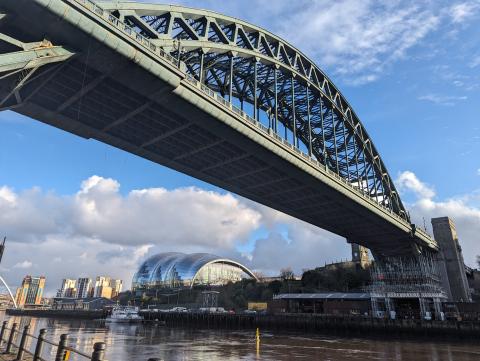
<box><xmin>0</xmin><ymin>0</ymin><xmax>436</xmax><ymax>257</ymax></box>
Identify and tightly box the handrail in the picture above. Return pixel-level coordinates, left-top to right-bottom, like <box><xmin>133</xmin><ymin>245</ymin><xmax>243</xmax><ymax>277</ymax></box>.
<box><xmin>0</xmin><ymin>321</ymin><xmax>105</xmax><ymax>361</ymax></box>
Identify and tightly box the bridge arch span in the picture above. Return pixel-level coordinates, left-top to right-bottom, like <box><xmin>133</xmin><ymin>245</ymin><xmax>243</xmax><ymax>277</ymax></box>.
<box><xmin>101</xmin><ymin>2</ymin><xmax>407</xmax><ymax>221</ymax></box>
<box><xmin>0</xmin><ymin>0</ymin><xmax>437</xmax><ymax>255</ymax></box>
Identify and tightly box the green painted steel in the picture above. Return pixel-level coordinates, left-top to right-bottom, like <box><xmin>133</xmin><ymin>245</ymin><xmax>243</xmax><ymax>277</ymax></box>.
<box><xmin>0</xmin><ymin>0</ymin><xmax>438</xmax><ymax>256</ymax></box>
<box><xmin>0</xmin><ymin>46</ymin><xmax>73</xmax><ymax>73</ymax></box>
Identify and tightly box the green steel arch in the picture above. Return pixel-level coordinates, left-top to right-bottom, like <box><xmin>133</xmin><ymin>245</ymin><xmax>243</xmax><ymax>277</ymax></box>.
<box><xmin>100</xmin><ymin>2</ymin><xmax>407</xmax><ymax>221</ymax></box>
<box><xmin>0</xmin><ymin>0</ymin><xmax>437</xmax><ymax>256</ymax></box>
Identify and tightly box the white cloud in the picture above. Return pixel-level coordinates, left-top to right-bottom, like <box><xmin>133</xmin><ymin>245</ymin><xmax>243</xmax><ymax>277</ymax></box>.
<box><xmin>71</xmin><ymin>176</ymin><xmax>261</xmax><ymax>249</ymax></box>
<box><xmin>418</xmin><ymin>94</ymin><xmax>468</xmax><ymax>106</ymax></box>
<box><xmin>477</xmin><ymin>168</ymin><xmax>480</xmax><ymax>176</ymax></box>
<box><xmin>396</xmin><ymin>171</ymin><xmax>480</xmax><ymax>267</ymax></box>
<box><xmin>469</xmin><ymin>55</ymin><xmax>480</xmax><ymax>68</ymax></box>
<box><xmin>0</xmin><ymin>186</ymin><xmax>17</xmax><ymax>205</ymax></box>
<box><xmin>450</xmin><ymin>2</ymin><xmax>480</xmax><ymax>23</ymax></box>
<box><xmin>273</xmin><ymin>1</ymin><xmax>441</xmax><ymax>84</ymax></box>
<box><xmin>396</xmin><ymin>171</ymin><xmax>436</xmax><ymax>199</ymax></box>
<box><xmin>247</xmin><ymin>222</ymin><xmax>347</xmax><ymax>276</ymax></box>
<box><xmin>0</xmin><ymin>176</ymin><xmax>262</xmax><ymax>249</ymax></box>
<box><xmin>135</xmin><ymin>0</ymin><xmax>479</xmax><ymax>85</ymax></box>
<box><xmin>13</xmin><ymin>260</ymin><xmax>32</xmax><ymax>269</ymax></box>
<box><xmin>0</xmin><ymin>176</ymin><xmax>350</xmax><ymax>295</ymax></box>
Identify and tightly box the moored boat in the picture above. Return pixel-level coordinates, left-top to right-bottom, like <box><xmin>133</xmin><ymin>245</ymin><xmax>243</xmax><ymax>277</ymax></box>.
<box><xmin>105</xmin><ymin>306</ymin><xmax>143</xmax><ymax>323</ymax></box>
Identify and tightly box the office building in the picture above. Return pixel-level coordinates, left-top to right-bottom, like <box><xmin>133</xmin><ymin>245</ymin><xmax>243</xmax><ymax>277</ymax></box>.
<box><xmin>15</xmin><ymin>276</ymin><xmax>46</xmax><ymax>307</ymax></box>
<box><xmin>76</xmin><ymin>278</ymin><xmax>92</xmax><ymax>299</ymax></box>
<box><xmin>57</xmin><ymin>279</ymin><xmax>77</xmax><ymax>298</ymax></box>
<box><xmin>110</xmin><ymin>279</ymin><xmax>123</xmax><ymax>298</ymax></box>
<box><xmin>92</xmin><ymin>276</ymin><xmax>123</xmax><ymax>299</ymax></box>
<box><xmin>94</xmin><ymin>276</ymin><xmax>110</xmax><ymax>298</ymax></box>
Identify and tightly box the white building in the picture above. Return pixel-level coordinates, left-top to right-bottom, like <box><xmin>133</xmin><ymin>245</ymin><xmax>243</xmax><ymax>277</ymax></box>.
<box><xmin>94</xmin><ymin>276</ymin><xmax>111</xmax><ymax>298</ymax></box>
<box><xmin>76</xmin><ymin>278</ymin><xmax>92</xmax><ymax>299</ymax></box>
<box><xmin>57</xmin><ymin>279</ymin><xmax>76</xmax><ymax>298</ymax></box>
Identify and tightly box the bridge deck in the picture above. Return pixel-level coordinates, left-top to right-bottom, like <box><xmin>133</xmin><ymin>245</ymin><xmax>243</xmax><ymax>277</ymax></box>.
<box><xmin>0</xmin><ymin>0</ymin><xmax>437</xmax><ymax>256</ymax></box>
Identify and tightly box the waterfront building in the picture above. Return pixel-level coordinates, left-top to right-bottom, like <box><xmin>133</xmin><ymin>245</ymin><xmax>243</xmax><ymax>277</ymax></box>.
<box><xmin>272</xmin><ymin>293</ymin><xmax>371</xmax><ymax>316</ymax></box>
<box><xmin>76</xmin><ymin>278</ymin><xmax>92</xmax><ymax>299</ymax></box>
<box><xmin>132</xmin><ymin>252</ymin><xmax>257</xmax><ymax>292</ymax></box>
<box><xmin>57</xmin><ymin>278</ymin><xmax>77</xmax><ymax>298</ymax></box>
<box><xmin>15</xmin><ymin>275</ymin><xmax>45</xmax><ymax>307</ymax></box>
<box><xmin>52</xmin><ymin>297</ymin><xmax>115</xmax><ymax>311</ymax></box>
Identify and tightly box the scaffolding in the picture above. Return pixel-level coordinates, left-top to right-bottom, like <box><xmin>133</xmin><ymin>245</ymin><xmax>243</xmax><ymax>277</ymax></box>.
<box><xmin>369</xmin><ymin>252</ymin><xmax>446</xmax><ymax>298</ymax></box>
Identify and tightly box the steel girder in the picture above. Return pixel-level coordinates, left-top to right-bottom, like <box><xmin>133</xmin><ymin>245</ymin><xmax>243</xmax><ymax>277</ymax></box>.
<box><xmin>0</xmin><ymin>29</ymin><xmax>74</xmax><ymax>109</ymax></box>
<box><xmin>97</xmin><ymin>2</ymin><xmax>408</xmax><ymax>221</ymax></box>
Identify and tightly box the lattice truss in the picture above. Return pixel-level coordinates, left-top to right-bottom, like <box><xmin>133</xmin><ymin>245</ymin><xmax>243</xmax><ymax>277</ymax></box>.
<box><xmin>369</xmin><ymin>253</ymin><xmax>445</xmax><ymax>295</ymax></box>
<box><xmin>107</xmin><ymin>3</ymin><xmax>408</xmax><ymax>220</ymax></box>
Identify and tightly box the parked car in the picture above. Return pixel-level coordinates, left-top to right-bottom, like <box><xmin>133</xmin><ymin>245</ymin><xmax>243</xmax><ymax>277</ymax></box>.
<box><xmin>169</xmin><ymin>307</ymin><xmax>188</xmax><ymax>313</ymax></box>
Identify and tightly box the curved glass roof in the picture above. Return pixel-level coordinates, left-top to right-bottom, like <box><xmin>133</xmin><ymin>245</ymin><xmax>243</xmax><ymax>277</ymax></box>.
<box><xmin>132</xmin><ymin>252</ymin><xmax>256</xmax><ymax>289</ymax></box>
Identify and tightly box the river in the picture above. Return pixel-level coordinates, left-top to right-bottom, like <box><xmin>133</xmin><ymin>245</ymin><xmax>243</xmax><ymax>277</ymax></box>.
<box><xmin>2</xmin><ymin>313</ymin><xmax>480</xmax><ymax>360</ymax></box>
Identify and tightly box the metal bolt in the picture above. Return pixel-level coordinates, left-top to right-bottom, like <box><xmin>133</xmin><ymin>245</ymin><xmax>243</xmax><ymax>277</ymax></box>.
<box><xmin>91</xmin><ymin>342</ymin><xmax>106</xmax><ymax>361</ymax></box>
<box><xmin>54</xmin><ymin>334</ymin><xmax>68</xmax><ymax>361</ymax></box>
<box><xmin>33</xmin><ymin>329</ymin><xmax>47</xmax><ymax>361</ymax></box>
<box><xmin>6</xmin><ymin>322</ymin><xmax>18</xmax><ymax>354</ymax></box>
<box><xmin>16</xmin><ymin>324</ymin><xmax>30</xmax><ymax>361</ymax></box>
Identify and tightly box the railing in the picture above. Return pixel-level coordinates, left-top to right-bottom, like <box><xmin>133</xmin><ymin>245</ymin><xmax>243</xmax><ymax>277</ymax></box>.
<box><xmin>70</xmin><ymin>0</ymin><xmax>416</xmax><ymax>228</ymax></box>
<box><xmin>73</xmin><ymin>0</ymin><xmax>180</xmax><ymax>68</ymax></box>
<box><xmin>0</xmin><ymin>321</ymin><xmax>105</xmax><ymax>361</ymax></box>
<box><xmin>183</xmin><ymin>75</ymin><xmax>412</xmax><ymax>224</ymax></box>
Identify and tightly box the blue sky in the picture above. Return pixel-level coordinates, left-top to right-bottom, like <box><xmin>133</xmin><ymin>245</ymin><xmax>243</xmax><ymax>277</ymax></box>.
<box><xmin>0</xmin><ymin>0</ymin><xmax>479</xmax><ymax>294</ymax></box>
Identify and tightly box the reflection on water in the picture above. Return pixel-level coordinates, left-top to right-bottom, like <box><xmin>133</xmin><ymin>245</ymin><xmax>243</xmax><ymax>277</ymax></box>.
<box><xmin>2</xmin><ymin>312</ymin><xmax>480</xmax><ymax>360</ymax></box>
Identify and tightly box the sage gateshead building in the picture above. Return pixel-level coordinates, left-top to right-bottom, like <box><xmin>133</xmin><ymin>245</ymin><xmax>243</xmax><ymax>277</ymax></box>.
<box><xmin>132</xmin><ymin>253</ymin><xmax>257</xmax><ymax>291</ymax></box>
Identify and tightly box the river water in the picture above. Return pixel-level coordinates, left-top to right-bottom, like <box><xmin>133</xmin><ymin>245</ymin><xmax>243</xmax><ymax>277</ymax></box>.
<box><xmin>2</xmin><ymin>313</ymin><xmax>480</xmax><ymax>361</ymax></box>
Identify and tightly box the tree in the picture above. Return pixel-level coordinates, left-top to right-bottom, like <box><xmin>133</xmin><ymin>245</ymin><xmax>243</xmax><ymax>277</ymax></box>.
<box><xmin>280</xmin><ymin>267</ymin><xmax>295</xmax><ymax>280</ymax></box>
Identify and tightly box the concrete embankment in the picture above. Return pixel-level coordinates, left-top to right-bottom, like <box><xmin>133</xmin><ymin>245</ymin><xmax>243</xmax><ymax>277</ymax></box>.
<box><xmin>6</xmin><ymin>309</ymin><xmax>480</xmax><ymax>339</ymax></box>
<box><xmin>142</xmin><ymin>311</ymin><xmax>480</xmax><ymax>339</ymax></box>
<box><xmin>6</xmin><ymin>308</ymin><xmax>104</xmax><ymax>319</ymax></box>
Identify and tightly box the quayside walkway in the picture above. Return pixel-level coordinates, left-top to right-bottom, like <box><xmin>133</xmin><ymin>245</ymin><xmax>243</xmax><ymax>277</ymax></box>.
<box><xmin>0</xmin><ymin>320</ymin><xmax>106</xmax><ymax>361</ymax></box>
<box><xmin>0</xmin><ymin>321</ymin><xmax>161</xmax><ymax>361</ymax></box>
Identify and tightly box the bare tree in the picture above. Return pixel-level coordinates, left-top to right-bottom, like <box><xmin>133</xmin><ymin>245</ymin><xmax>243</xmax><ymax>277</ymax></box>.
<box><xmin>280</xmin><ymin>267</ymin><xmax>295</xmax><ymax>280</ymax></box>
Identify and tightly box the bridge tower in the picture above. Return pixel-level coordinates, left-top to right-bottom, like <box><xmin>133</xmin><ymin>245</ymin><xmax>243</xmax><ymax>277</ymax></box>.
<box><xmin>351</xmin><ymin>243</ymin><xmax>370</xmax><ymax>269</ymax></box>
<box><xmin>432</xmin><ymin>217</ymin><xmax>471</xmax><ymax>302</ymax></box>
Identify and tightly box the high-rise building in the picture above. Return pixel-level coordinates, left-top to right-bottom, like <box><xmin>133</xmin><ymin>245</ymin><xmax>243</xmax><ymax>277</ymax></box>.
<box><xmin>57</xmin><ymin>279</ymin><xmax>77</xmax><ymax>298</ymax></box>
<box><xmin>76</xmin><ymin>278</ymin><xmax>92</xmax><ymax>299</ymax></box>
<box><xmin>15</xmin><ymin>276</ymin><xmax>45</xmax><ymax>307</ymax></box>
<box><xmin>94</xmin><ymin>276</ymin><xmax>111</xmax><ymax>298</ymax></box>
<box><xmin>110</xmin><ymin>279</ymin><xmax>123</xmax><ymax>298</ymax></box>
<box><xmin>93</xmin><ymin>276</ymin><xmax>123</xmax><ymax>299</ymax></box>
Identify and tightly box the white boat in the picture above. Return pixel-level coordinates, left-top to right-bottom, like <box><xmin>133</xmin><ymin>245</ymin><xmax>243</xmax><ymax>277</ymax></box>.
<box><xmin>105</xmin><ymin>306</ymin><xmax>143</xmax><ymax>323</ymax></box>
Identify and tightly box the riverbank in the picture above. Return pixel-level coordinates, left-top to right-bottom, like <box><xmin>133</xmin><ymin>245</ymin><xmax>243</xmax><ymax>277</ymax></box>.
<box><xmin>7</xmin><ymin>308</ymin><xmax>480</xmax><ymax>339</ymax></box>
<box><xmin>6</xmin><ymin>308</ymin><xmax>104</xmax><ymax>320</ymax></box>
<box><xmin>143</xmin><ymin>311</ymin><xmax>480</xmax><ymax>339</ymax></box>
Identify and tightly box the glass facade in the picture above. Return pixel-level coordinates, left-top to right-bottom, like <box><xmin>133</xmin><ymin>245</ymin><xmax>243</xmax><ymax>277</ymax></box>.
<box><xmin>132</xmin><ymin>253</ymin><xmax>256</xmax><ymax>290</ymax></box>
